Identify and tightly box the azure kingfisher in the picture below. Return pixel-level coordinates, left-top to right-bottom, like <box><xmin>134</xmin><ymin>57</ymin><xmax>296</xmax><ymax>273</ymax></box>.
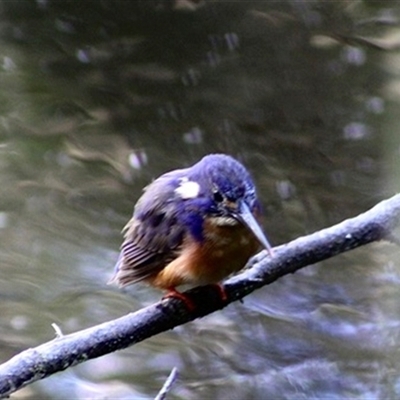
<box><xmin>110</xmin><ymin>154</ymin><xmax>273</xmax><ymax>306</ymax></box>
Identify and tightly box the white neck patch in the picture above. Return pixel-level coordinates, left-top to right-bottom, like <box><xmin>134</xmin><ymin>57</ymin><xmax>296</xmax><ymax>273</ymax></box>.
<box><xmin>175</xmin><ymin>178</ymin><xmax>200</xmax><ymax>199</ymax></box>
<box><xmin>209</xmin><ymin>216</ymin><xmax>238</xmax><ymax>226</ymax></box>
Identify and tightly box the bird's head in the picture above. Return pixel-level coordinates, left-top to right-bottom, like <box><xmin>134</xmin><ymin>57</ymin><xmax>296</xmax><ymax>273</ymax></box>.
<box><xmin>174</xmin><ymin>154</ymin><xmax>273</xmax><ymax>255</ymax></box>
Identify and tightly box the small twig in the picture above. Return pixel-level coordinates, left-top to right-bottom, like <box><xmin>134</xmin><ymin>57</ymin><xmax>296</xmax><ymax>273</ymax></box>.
<box><xmin>154</xmin><ymin>367</ymin><xmax>179</xmax><ymax>400</ymax></box>
<box><xmin>51</xmin><ymin>323</ymin><xmax>64</xmax><ymax>339</ymax></box>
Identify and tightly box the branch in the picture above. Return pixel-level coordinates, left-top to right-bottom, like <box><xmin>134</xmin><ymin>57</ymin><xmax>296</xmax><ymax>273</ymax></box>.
<box><xmin>1</xmin><ymin>194</ymin><xmax>400</xmax><ymax>398</ymax></box>
<box><xmin>154</xmin><ymin>367</ymin><xmax>179</xmax><ymax>400</ymax></box>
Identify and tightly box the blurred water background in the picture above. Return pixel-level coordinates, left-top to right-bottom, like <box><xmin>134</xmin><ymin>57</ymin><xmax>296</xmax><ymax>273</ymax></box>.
<box><xmin>1</xmin><ymin>1</ymin><xmax>400</xmax><ymax>399</ymax></box>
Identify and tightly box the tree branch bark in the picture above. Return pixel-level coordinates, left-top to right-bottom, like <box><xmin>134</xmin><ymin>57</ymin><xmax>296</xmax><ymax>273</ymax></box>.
<box><xmin>1</xmin><ymin>194</ymin><xmax>400</xmax><ymax>398</ymax></box>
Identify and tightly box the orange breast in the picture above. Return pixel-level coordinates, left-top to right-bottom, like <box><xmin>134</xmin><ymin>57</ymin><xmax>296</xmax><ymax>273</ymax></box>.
<box><xmin>148</xmin><ymin>219</ymin><xmax>260</xmax><ymax>290</ymax></box>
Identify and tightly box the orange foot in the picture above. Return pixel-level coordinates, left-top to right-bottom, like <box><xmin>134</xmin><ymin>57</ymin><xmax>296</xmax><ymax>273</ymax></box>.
<box><xmin>212</xmin><ymin>283</ymin><xmax>228</xmax><ymax>302</ymax></box>
<box><xmin>163</xmin><ymin>288</ymin><xmax>195</xmax><ymax>311</ymax></box>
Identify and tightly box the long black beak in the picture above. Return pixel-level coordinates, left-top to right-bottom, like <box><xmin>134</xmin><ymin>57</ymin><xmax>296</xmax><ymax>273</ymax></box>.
<box><xmin>235</xmin><ymin>202</ymin><xmax>274</xmax><ymax>257</ymax></box>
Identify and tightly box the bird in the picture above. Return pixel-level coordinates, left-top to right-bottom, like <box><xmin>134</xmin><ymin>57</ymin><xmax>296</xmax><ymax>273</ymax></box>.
<box><xmin>109</xmin><ymin>153</ymin><xmax>273</xmax><ymax>307</ymax></box>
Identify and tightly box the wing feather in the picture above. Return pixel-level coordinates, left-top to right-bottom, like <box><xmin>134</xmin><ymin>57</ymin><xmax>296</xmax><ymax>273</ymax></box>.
<box><xmin>110</xmin><ymin>170</ymin><xmax>188</xmax><ymax>287</ymax></box>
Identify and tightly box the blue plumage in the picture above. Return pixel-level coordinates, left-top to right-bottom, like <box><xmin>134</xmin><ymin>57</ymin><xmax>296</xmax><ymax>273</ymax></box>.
<box><xmin>110</xmin><ymin>153</ymin><xmax>273</xmax><ymax>289</ymax></box>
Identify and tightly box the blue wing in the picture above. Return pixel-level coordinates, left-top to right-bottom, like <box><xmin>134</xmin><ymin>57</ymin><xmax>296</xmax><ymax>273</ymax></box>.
<box><xmin>110</xmin><ymin>170</ymin><xmax>187</xmax><ymax>287</ymax></box>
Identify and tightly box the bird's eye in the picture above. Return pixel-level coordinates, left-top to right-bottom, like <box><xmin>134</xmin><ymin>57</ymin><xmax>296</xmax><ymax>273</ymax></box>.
<box><xmin>213</xmin><ymin>191</ymin><xmax>224</xmax><ymax>203</ymax></box>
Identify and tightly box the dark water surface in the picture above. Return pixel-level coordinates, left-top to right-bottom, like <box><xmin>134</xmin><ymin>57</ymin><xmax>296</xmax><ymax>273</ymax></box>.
<box><xmin>0</xmin><ymin>1</ymin><xmax>400</xmax><ymax>399</ymax></box>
